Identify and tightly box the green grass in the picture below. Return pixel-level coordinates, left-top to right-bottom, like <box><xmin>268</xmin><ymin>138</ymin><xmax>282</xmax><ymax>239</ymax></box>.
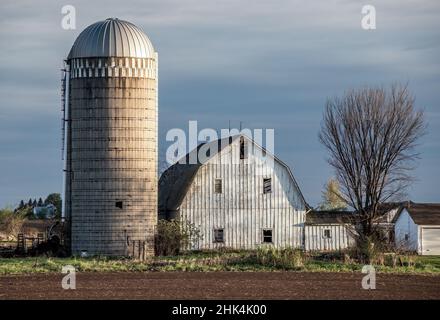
<box><xmin>1</xmin><ymin>251</ymin><xmax>440</xmax><ymax>275</ymax></box>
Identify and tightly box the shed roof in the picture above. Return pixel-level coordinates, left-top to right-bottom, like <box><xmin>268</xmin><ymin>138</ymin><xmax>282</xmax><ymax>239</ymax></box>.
<box><xmin>307</xmin><ymin>202</ymin><xmax>440</xmax><ymax>226</ymax></box>
<box><xmin>307</xmin><ymin>202</ymin><xmax>406</xmax><ymax>225</ymax></box>
<box><xmin>404</xmin><ymin>202</ymin><xmax>440</xmax><ymax>225</ymax></box>
<box><xmin>305</xmin><ymin>210</ymin><xmax>354</xmax><ymax>224</ymax></box>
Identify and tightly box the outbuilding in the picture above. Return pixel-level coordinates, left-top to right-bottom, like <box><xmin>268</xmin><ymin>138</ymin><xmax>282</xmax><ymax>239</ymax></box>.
<box><xmin>304</xmin><ymin>211</ymin><xmax>354</xmax><ymax>251</ymax></box>
<box><xmin>394</xmin><ymin>203</ymin><xmax>440</xmax><ymax>255</ymax></box>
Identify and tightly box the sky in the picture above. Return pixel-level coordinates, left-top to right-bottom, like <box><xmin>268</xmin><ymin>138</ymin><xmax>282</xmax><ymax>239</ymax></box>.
<box><xmin>0</xmin><ymin>0</ymin><xmax>439</xmax><ymax>208</ymax></box>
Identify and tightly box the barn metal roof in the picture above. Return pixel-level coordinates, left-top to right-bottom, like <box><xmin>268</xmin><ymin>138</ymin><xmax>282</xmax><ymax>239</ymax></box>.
<box><xmin>67</xmin><ymin>18</ymin><xmax>155</xmax><ymax>59</ymax></box>
<box><xmin>158</xmin><ymin>135</ymin><xmax>310</xmax><ymax>217</ymax></box>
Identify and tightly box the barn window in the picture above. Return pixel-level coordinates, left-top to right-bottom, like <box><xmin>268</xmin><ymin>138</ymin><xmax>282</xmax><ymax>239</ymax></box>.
<box><xmin>214</xmin><ymin>179</ymin><xmax>222</xmax><ymax>194</ymax></box>
<box><xmin>115</xmin><ymin>201</ymin><xmax>123</xmax><ymax>209</ymax></box>
<box><xmin>240</xmin><ymin>137</ymin><xmax>247</xmax><ymax>159</ymax></box>
<box><xmin>214</xmin><ymin>228</ymin><xmax>224</xmax><ymax>243</ymax></box>
<box><xmin>262</xmin><ymin>229</ymin><xmax>273</xmax><ymax>243</ymax></box>
<box><xmin>323</xmin><ymin>229</ymin><xmax>331</xmax><ymax>239</ymax></box>
<box><xmin>405</xmin><ymin>234</ymin><xmax>409</xmax><ymax>241</ymax></box>
<box><xmin>263</xmin><ymin>178</ymin><xmax>272</xmax><ymax>194</ymax></box>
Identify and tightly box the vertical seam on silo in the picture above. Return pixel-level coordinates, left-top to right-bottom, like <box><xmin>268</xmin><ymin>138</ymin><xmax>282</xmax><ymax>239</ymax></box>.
<box><xmin>114</xmin><ymin>21</ymin><xmax>125</xmax><ymax>59</ymax></box>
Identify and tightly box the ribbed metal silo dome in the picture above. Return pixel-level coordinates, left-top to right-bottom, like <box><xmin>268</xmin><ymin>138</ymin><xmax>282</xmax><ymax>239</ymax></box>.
<box><xmin>67</xmin><ymin>18</ymin><xmax>155</xmax><ymax>59</ymax></box>
<box><xmin>63</xmin><ymin>18</ymin><xmax>158</xmax><ymax>258</ymax></box>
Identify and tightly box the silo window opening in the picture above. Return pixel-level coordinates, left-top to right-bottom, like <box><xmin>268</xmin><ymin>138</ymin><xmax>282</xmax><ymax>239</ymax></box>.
<box><xmin>323</xmin><ymin>229</ymin><xmax>332</xmax><ymax>239</ymax></box>
<box><xmin>240</xmin><ymin>137</ymin><xmax>247</xmax><ymax>159</ymax></box>
<box><xmin>405</xmin><ymin>234</ymin><xmax>409</xmax><ymax>241</ymax></box>
<box><xmin>115</xmin><ymin>201</ymin><xmax>123</xmax><ymax>209</ymax></box>
<box><xmin>262</xmin><ymin>229</ymin><xmax>273</xmax><ymax>243</ymax></box>
<box><xmin>214</xmin><ymin>179</ymin><xmax>222</xmax><ymax>194</ymax></box>
<box><xmin>214</xmin><ymin>228</ymin><xmax>224</xmax><ymax>243</ymax></box>
<box><xmin>263</xmin><ymin>178</ymin><xmax>272</xmax><ymax>194</ymax></box>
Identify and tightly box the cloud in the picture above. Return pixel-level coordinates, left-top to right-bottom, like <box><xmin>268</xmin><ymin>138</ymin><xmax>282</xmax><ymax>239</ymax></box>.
<box><xmin>0</xmin><ymin>0</ymin><xmax>439</xmax><ymax>206</ymax></box>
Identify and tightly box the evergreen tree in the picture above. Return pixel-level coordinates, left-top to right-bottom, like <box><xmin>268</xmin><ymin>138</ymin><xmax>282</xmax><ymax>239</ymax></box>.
<box><xmin>37</xmin><ymin>197</ymin><xmax>43</xmax><ymax>207</ymax></box>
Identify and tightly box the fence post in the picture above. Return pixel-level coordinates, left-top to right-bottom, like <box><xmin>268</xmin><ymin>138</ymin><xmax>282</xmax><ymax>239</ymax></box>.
<box><xmin>17</xmin><ymin>233</ymin><xmax>25</xmax><ymax>253</ymax></box>
<box><xmin>132</xmin><ymin>240</ymin><xmax>135</xmax><ymax>258</ymax></box>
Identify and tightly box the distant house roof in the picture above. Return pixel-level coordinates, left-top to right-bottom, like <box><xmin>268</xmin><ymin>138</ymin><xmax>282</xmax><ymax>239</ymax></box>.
<box><xmin>307</xmin><ymin>202</ymin><xmax>407</xmax><ymax>225</ymax></box>
<box><xmin>159</xmin><ymin>134</ymin><xmax>309</xmax><ymax>215</ymax></box>
<box><xmin>375</xmin><ymin>202</ymin><xmax>406</xmax><ymax>223</ymax></box>
<box><xmin>308</xmin><ymin>202</ymin><xmax>440</xmax><ymax>226</ymax></box>
<box><xmin>402</xmin><ymin>202</ymin><xmax>440</xmax><ymax>225</ymax></box>
<box><xmin>376</xmin><ymin>202</ymin><xmax>406</xmax><ymax>215</ymax></box>
<box><xmin>305</xmin><ymin>210</ymin><xmax>354</xmax><ymax>224</ymax></box>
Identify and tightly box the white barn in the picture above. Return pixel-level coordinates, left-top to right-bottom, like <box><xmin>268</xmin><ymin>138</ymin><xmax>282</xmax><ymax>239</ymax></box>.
<box><xmin>159</xmin><ymin>135</ymin><xmax>309</xmax><ymax>250</ymax></box>
<box><xmin>394</xmin><ymin>203</ymin><xmax>440</xmax><ymax>255</ymax></box>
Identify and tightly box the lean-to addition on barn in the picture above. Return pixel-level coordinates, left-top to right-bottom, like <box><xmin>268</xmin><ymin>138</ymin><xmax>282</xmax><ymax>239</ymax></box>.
<box><xmin>304</xmin><ymin>211</ymin><xmax>354</xmax><ymax>251</ymax></box>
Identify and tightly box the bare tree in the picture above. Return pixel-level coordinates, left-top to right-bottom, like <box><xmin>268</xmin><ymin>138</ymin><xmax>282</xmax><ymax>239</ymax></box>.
<box><xmin>319</xmin><ymin>84</ymin><xmax>426</xmax><ymax>260</ymax></box>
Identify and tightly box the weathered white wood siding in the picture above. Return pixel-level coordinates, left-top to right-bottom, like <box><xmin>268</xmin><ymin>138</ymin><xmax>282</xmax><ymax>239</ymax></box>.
<box><xmin>304</xmin><ymin>224</ymin><xmax>354</xmax><ymax>251</ymax></box>
<box><xmin>394</xmin><ymin>209</ymin><xmax>419</xmax><ymax>252</ymax></box>
<box><xmin>178</xmin><ymin>138</ymin><xmax>307</xmax><ymax>250</ymax></box>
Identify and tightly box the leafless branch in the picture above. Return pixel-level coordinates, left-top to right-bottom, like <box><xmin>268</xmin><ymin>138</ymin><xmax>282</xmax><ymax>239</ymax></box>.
<box><xmin>319</xmin><ymin>84</ymin><xmax>426</xmax><ymax>240</ymax></box>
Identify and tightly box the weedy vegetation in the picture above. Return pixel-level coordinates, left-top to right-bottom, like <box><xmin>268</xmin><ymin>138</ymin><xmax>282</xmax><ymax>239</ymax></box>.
<box><xmin>1</xmin><ymin>249</ymin><xmax>439</xmax><ymax>275</ymax></box>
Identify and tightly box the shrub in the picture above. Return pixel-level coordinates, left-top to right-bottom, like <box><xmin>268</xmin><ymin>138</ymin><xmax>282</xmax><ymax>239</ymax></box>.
<box><xmin>383</xmin><ymin>243</ymin><xmax>418</xmax><ymax>268</ymax></box>
<box><xmin>0</xmin><ymin>208</ymin><xmax>25</xmax><ymax>240</ymax></box>
<box><xmin>155</xmin><ymin>219</ymin><xmax>202</xmax><ymax>256</ymax></box>
<box><xmin>349</xmin><ymin>234</ymin><xmax>388</xmax><ymax>264</ymax></box>
<box><xmin>255</xmin><ymin>246</ymin><xmax>305</xmax><ymax>270</ymax></box>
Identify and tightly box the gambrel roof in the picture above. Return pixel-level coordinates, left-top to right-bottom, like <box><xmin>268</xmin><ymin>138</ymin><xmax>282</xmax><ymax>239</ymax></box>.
<box><xmin>159</xmin><ymin>135</ymin><xmax>310</xmax><ymax>215</ymax></box>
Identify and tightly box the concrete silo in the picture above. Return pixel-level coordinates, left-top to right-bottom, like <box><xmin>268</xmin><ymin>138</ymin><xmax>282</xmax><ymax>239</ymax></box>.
<box><xmin>62</xmin><ymin>18</ymin><xmax>158</xmax><ymax>257</ymax></box>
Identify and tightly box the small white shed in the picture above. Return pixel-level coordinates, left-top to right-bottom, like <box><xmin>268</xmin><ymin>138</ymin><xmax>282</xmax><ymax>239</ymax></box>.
<box><xmin>304</xmin><ymin>211</ymin><xmax>355</xmax><ymax>251</ymax></box>
<box><xmin>394</xmin><ymin>203</ymin><xmax>440</xmax><ymax>255</ymax></box>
